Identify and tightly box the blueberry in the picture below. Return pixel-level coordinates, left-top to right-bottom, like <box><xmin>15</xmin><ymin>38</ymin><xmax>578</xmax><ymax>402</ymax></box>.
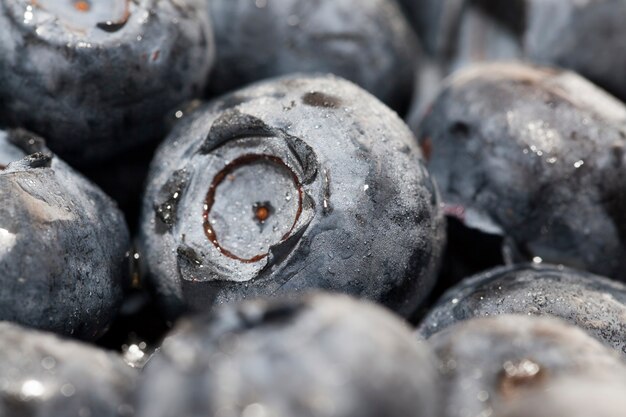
<box><xmin>0</xmin><ymin>321</ymin><xmax>136</xmax><ymax>417</ymax></box>
<box><xmin>206</xmin><ymin>0</ymin><xmax>419</xmax><ymax>113</ymax></box>
<box><xmin>428</xmin><ymin>314</ymin><xmax>626</xmax><ymax>417</ymax></box>
<box><xmin>139</xmin><ymin>74</ymin><xmax>445</xmax><ymax>319</ymax></box>
<box><xmin>0</xmin><ymin>129</ymin><xmax>130</xmax><ymax>340</ymax></box>
<box><xmin>415</xmin><ymin>62</ymin><xmax>626</xmax><ymax>278</ymax></box>
<box><xmin>0</xmin><ymin>0</ymin><xmax>214</xmax><ymax>164</ymax></box>
<box><xmin>420</xmin><ymin>264</ymin><xmax>626</xmax><ymax>355</ymax></box>
<box><xmin>134</xmin><ymin>292</ymin><xmax>440</xmax><ymax>417</ymax></box>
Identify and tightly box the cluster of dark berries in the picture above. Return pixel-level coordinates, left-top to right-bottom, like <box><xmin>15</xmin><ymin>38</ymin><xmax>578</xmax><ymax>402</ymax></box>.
<box><xmin>1</xmin><ymin>0</ymin><xmax>626</xmax><ymax>416</ymax></box>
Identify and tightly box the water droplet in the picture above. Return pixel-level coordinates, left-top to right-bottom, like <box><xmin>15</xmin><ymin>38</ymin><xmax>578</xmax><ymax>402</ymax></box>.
<box><xmin>21</xmin><ymin>380</ymin><xmax>44</xmax><ymax>398</ymax></box>
<box><xmin>23</xmin><ymin>6</ymin><xmax>34</xmax><ymax>24</ymax></box>
<box><xmin>61</xmin><ymin>383</ymin><xmax>76</xmax><ymax>397</ymax></box>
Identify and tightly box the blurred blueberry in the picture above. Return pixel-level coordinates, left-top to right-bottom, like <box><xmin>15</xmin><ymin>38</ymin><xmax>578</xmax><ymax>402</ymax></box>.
<box><xmin>0</xmin><ymin>321</ymin><xmax>136</xmax><ymax>417</ymax></box>
<box><xmin>206</xmin><ymin>0</ymin><xmax>419</xmax><ymax>113</ymax></box>
<box><xmin>135</xmin><ymin>292</ymin><xmax>440</xmax><ymax>417</ymax></box>
<box><xmin>429</xmin><ymin>314</ymin><xmax>626</xmax><ymax>417</ymax></box>
<box><xmin>0</xmin><ymin>0</ymin><xmax>214</xmax><ymax>164</ymax></box>
<box><xmin>0</xmin><ymin>129</ymin><xmax>130</xmax><ymax>340</ymax></box>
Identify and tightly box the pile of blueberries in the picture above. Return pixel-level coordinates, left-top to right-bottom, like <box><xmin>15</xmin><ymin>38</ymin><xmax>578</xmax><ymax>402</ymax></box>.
<box><xmin>2</xmin><ymin>0</ymin><xmax>626</xmax><ymax>415</ymax></box>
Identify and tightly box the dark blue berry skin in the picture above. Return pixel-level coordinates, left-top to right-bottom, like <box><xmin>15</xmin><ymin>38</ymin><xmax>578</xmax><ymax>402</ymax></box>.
<box><xmin>415</xmin><ymin>62</ymin><xmax>626</xmax><ymax>279</ymax></box>
<box><xmin>0</xmin><ymin>0</ymin><xmax>214</xmax><ymax>165</ymax></box>
<box><xmin>428</xmin><ymin>314</ymin><xmax>626</xmax><ymax>417</ymax></box>
<box><xmin>0</xmin><ymin>129</ymin><xmax>130</xmax><ymax>340</ymax></box>
<box><xmin>420</xmin><ymin>264</ymin><xmax>626</xmax><ymax>356</ymax></box>
<box><xmin>139</xmin><ymin>74</ymin><xmax>445</xmax><ymax>319</ymax></box>
<box><xmin>0</xmin><ymin>321</ymin><xmax>136</xmax><ymax>417</ymax></box>
<box><xmin>206</xmin><ymin>0</ymin><xmax>419</xmax><ymax>113</ymax></box>
<box><xmin>134</xmin><ymin>293</ymin><xmax>440</xmax><ymax>417</ymax></box>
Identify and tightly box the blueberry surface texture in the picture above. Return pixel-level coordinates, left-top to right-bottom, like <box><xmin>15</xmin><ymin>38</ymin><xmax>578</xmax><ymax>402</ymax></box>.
<box><xmin>419</xmin><ymin>263</ymin><xmax>626</xmax><ymax>356</ymax></box>
<box><xmin>140</xmin><ymin>74</ymin><xmax>445</xmax><ymax>319</ymax></box>
<box><xmin>428</xmin><ymin>314</ymin><xmax>626</xmax><ymax>417</ymax></box>
<box><xmin>416</xmin><ymin>62</ymin><xmax>626</xmax><ymax>278</ymax></box>
<box><xmin>0</xmin><ymin>0</ymin><xmax>215</xmax><ymax>164</ymax></box>
<box><xmin>0</xmin><ymin>129</ymin><xmax>130</xmax><ymax>340</ymax></box>
<box><xmin>206</xmin><ymin>0</ymin><xmax>419</xmax><ymax>113</ymax></box>
<box><xmin>0</xmin><ymin>321</ymin><xmax>136</xmax><ymax>417</ymax></box>
<box><xmin>134</xmin><ymin>292</ymin><xmax>440</xmax><ymax>417</ymax></box>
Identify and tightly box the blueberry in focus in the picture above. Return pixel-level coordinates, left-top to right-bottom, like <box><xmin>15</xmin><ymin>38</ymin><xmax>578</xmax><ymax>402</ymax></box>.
<box><xmin>419</xmin><ymin>264</ymin><xmax>626</xmax><ymax>356</ymax></box>
<box><xmin>0</xmin><ymin>321</ymin><xmax>136</xmax><ymax>417</ymax></box>
<box><xmin>0</xmin><ymin>129</ymin><xmax>130</xmax><ymax>340</ymax></box>
<box><xmin>415</xmin><ymin>62</ymin><xmax>626</xmax><ymax>278</ymax></box>
<box><xmin>428</xmin><ymin>314</ymin><xmax>626</xmax><ymax>417</ymax></box>
<box><xmin>0</xmin><ymin>0</ymin><xmax>214</xmax><ymax>164</ymax></box>
<box><xmin>206</xmin><ymin>0</ymin><xmax>419</xmax><ymax>113</ymax></box>
<box><xmin>139</xmin><ymin>74</ymin><xmax>445</xmax><ymax>319</ymax></box>
<box><xmin>134</xmin><ymin>292</ymin><xmax>440</xmax><ymax>417</ymax></box>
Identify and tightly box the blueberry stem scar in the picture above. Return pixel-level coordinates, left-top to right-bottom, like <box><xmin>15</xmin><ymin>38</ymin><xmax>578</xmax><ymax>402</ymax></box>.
<box><xmin>253</xmin><ymin>201</ymin><xmax>272</xmax><ymax>223</ymax></box>
<box><xmin>203</xmin><ymin>154</ymin><xmax>303</xmax><ymax>263</ymax></box>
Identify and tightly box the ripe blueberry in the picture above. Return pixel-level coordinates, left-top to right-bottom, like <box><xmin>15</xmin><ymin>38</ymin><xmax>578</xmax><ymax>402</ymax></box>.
<box><xmin>139</xmin><ymin>74</ymin><xmax>445</xmax><ymax>319</ymax></box>
<box><xmin>0</xmin><ymin>129</ymin><xmax>130</xmax><ymax>340</ymax></box>
<box><xmin>429</xmin><ymin>314</ymin><xmax>626</xmax><ymax>417</ymax></box>
<box><xmin>416</xmin><ymin>62</ymin><xmax>626</xmax><ymax>278</ymax></box>
<box><xmin>206</xmin><ymin>0</ymin><xmax>419</xmax><ymax>113</ymax></box>
<box><xmin>134</xmin><ymin>292</ymin><xmax>440</xmax><ymax>417</ymax></box>
<box><xmin>0</xmin><ymin>321</ymin><xmax>136</xmax><ymax>417</ymax></box>
<box><xmin>420</xmin><ymin>264</ymin><xmax>626</xmax><ymax>356</ymax></box>
<box><xmin>0</xmin><ymin>0</ymin><xmax>214</xmax><ymax>164</ymax></box>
